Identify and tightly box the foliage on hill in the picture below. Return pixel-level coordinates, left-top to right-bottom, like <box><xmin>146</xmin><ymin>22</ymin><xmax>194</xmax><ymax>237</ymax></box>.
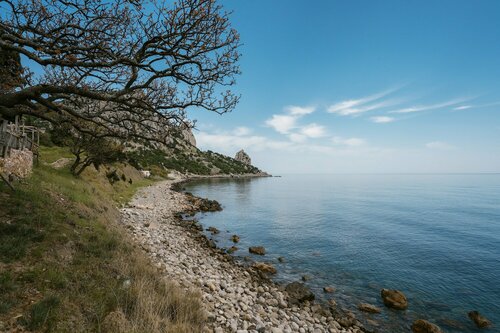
<box><xmin>128</xmin><ymin>146</ymin><xmax>263</xmax><ymax>176</ymax></box>
<box><xmin>0</xmin><ymin>146</ymin><xmax>205</xmax><ymax>332</ymax></box>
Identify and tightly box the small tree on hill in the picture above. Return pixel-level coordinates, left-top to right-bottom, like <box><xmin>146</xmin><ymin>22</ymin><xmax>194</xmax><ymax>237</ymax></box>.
<box><xmin>51</xmin><ymin>123</ymin><xmax>126</xmax><ymax>176</ymax></box>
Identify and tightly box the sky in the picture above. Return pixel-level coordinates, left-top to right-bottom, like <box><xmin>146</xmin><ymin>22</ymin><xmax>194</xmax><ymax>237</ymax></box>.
<box><xmin>188</xmin><ymin>0</ymin><xmax>500</xmax><ymax>174</ymax></box>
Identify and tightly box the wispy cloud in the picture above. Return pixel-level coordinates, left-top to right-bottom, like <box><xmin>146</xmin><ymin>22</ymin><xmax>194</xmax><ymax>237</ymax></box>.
<box><xmin>426</xmin><ymin>141</ymin><xmax>457</xmax><ymax>150</ymax></box>
<box><xmin>453</xmin><ymin>101</ymin><xmax>500</xmax><ymax>111</ymax></box>
<box><xmin>300</xmin><ymin>123</ymin><xmax>327</xmax><ymax>138</ymax></box>
<box><xmin>390</xmin><ymin>98</ymin><xmax>470</xmax><ymax>114</ymax></box>
<box><xmin>265</xmin><ymin>105</ymin><xmax>324</xmax><ymax>139</ymax></box>
<box><xmin>265</xmin><ymin>105</ymin><xmax>316</xmax><ymax>134</ymax></box>
<box><xmin>327</xmin><ymin>88</ymin><xmax>400</xmax><ymax>116</ymax></box>
<box><xmin>371</xmin><ymin>116</ymin><xmax>395</xmax><ymax>123</ymax></box>
<box><xmin>197</xmin><ymin>127</ymin><xmax>369</xmax><ymax>155</ymax></box>
<box><xmin>232</xmin><ymin>126</ymin><xmax>252</xmax><ymax>136</ymax></box>
<box><xmin>285</xmin><ymin>105</ymin><xmax>316</xmax><ymax>115</ymax></box>
<box><xmin>453</xmin><ymin>105</ymin><xmax>472</xmax><ymax>111</ymax></box>
<box><xmin>332</xmin><ymin>136</ymin><xmax>366</xmax><ymax>147</ymax></box>
<box><xmin>265</xmin><ymin>114</ymin><xmax>297</xmax><ymax>134</ymax></box>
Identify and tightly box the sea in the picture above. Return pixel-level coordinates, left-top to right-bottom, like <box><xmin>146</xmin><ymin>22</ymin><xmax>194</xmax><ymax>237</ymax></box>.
<box><xmin>183</xmin><ymin>174</ymin><xmax>500</xmax><ymax>332</ymax></box>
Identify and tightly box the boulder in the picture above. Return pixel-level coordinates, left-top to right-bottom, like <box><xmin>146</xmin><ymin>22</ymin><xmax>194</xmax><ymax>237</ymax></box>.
<box><xmin>227</xmin><ymin>246</ymin><xmax>238</xmax><ymax>254</ymax></box>
<box><xmin>285</xmin><ymin>282</ymin><xmax>315</xmax><ymax>304</ymax></box>
<box><xmin>323</xmin><ymin>286</ymin><xmax>335</xmax><ymax>293</ymax></box>
<box><xmin>468</xmin><ymin>311</ymin><xmax>491</xmax><ymax>328</ymax></box>
<box><xmin>235</xmin><ymin>149</ymin><xmax>251</xmax><ymax>165</ymax></box>
<box><xmin>411</xmin><ymin>319</ymin><xmax>442</xmax><ymax>333</ymax></box>
<box><xmin>197</xmin><ymin>198</ymin><xmax>222</xmax><ymax>212</ymax></box>
<box><xmin>301</xmin><ymin>275</ymin><xmax>312</xmax><ymax>281</ymax></box>
<box><xmin>231</xmin><ymin>235</ymin><xmax>240</xmax><ymax>243</ymax></box>
<box><xmin>207</xmin><ymin>226</ymin><xmax>220</xmax><ymax>234</ymax></box>
<box><xmin>249</xmin><ymin>246</ymin><xmax>266</xmax><ymax>255</ymax></box>
<box><xmin>358</xmin><ymin>303</ymin><xmax>381</xmax><ymax>314</ymax></box>
<box><xmin>253</xmin><ymin>262</ymin><xmax>277</xmax><ymax>275</ymax></box>
<box><xmin>381</xmin><ymin>289</ymin><xmax>408</xmax><ymax>310</ymax></box>
<box><xmin>328</xmin><ymin>299</ymin><xmax>337</xmax><ymax>308</ymax></box>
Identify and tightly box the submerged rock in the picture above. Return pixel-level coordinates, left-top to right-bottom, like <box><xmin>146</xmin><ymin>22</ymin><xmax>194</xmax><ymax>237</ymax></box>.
<box><xmin>468</xmin><ymin>311</ymin><xmax>492</xmax><ymax>328</ymax></box>
<box><xmin>381</xmin><ymin>288</ymin><xmax>408</xmax><ymax>310</ymax></box>
<box><xmin>323</xmin><ymin>286</ymin><xmax>335</xmax><ymax>293</ymax></box>
<box><xmin>253</xmin><ymin>262</ymin><xmax>277</xmax><ymax>275</ymax></box>
<box><xmin>207</xmin><ymin>226</ymin><xmax>220</xmax><ymax>234</ymax></box>
<box><xmin>301</xmin><ymin>274</ymin><xmax>312</xmax><ymax>281</ymax></box>
<box><xmin>249</xmin><ymin>246</ymin><xmax>266</xmax><ymax>255</ymax></box>
<box><xmin>285</xmin><ymin>282</ymin><xmax>315</xmax><ymax>304</ymax></box>
<box><xmin>358</xmin><ymin>303</ymin><xmax>381</xmax><ymax>313</ymax></box>
<box><xmin>411</xmin><ymin>319</ymin><xmax>443</xmax><ymax>333</ymax></box>
<box><xmin>230</xmin><ymin>234</ymin><xmax>240</xmax><ymax>243</ymax></box>
<box><xmin>227</xmin><ymin>246</ymin><xmax>238</xmax><ymax>254</ymax></box>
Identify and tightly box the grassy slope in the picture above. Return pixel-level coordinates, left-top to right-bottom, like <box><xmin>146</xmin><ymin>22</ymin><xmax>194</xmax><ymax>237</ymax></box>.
<box><xmin>0</xmin><ymin>147</ymin><xmax>205</xmax><ymax>332</ymax></box>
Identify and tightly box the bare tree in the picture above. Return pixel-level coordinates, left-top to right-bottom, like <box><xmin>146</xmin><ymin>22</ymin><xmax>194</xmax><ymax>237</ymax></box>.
<box><xmin>0</xmin><ymin>0</ymin><xmax>240</xmax><ymax>141</ymax></box>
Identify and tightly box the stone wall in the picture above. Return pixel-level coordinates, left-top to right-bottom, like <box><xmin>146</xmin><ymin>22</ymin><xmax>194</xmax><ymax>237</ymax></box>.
<box><xmin>0</xmin><ymin>149</ymin><xmax>33</xmax><ymax>179</ymax></box>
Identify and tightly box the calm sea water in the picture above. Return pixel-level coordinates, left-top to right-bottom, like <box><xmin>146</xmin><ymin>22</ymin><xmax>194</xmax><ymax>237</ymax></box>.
<box><xmin>183</xmin><ymin>174</ymin><xmax>500</xmax><ymax>332</ymax></box>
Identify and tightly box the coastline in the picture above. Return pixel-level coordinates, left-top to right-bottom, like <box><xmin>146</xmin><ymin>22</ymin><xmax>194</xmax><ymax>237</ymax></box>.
<box><xmin>120</xmin><ymin>176</ymin><xmax>366</xmax><ymax>333</ymax></box>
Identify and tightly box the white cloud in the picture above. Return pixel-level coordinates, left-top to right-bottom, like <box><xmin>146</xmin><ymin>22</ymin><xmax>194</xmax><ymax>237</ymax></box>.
<box><xmin>327</xmin><ymin>88</ymin><xmax>399</xmax><ymax>116</ymax></box>
<box><xmin>332</xmin><ymin>136</ymin><xmax>366</xmax><ymax>147</ymax></box>
<box><xmin>288</xmin><ymin>133</ymin><xmax>307</xmax><ymax>143</ymax></box>
<box><xmin>265</xmin><ymin>114</ymin><xmax>297</xmax><ymax>134</ymax></box>
<box><xmin>232</xmin><ymin>126</ymin><xmax>252</xmax><ymax>136</ymax></box>
<box><xmin>426</xmin><ymin>141</ymin><xmax>457</xmax><ymax>150</ymax></box>
<box><xmin>453</xmin><ymin>101</ymin><xmax>500</xmax><ymax>111</ymax></box>
<box><xmin>300</xmin><ymin>123</ymin><xmax>327</xmax><ymax>138</ymax></box>
<box><xmin>390</xmin><ymin>98</ymin><xmax>469</xmax><ymax>114</ymax></box>
<box><xmin>196</xmin><ymin>131</ymin><xmax>292</xmax><ymax>152</ymax></box>
<box><xmin>370</xmin><ymin>116</ymin><xmax>395</xmax><ymax>123</ymax></box>
<box><xmin>453</xmin><ymin>105</ymin><xmax>472</xmax><ymax>111</ymax></box>
<box><xmin>285</xmin><ymin>105</ymin><xmax>316</xmax><ymax>115</ymax></box>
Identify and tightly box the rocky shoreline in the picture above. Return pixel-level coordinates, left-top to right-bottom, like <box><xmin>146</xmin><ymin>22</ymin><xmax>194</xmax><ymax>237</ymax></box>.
<box><xmin>120</xmin><ymin>177</ymin><xmax>367</xmax><ymax>333</ymax></box>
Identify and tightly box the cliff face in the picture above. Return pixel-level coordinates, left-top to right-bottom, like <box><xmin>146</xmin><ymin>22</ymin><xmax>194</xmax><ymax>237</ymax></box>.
<box><xmin>129</xmin><ymin>131</ymin><xmax>266</xmax><ymax>176</ymax></box>
<box><xmin>234</xmin><ymin>149</ymin><xmax>251</xmax><ymax>165</ymax></box>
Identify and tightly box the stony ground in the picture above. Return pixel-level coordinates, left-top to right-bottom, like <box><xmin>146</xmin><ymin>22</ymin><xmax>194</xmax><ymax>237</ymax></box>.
<box><xmin>120</xmin><ymin>179</ymin><xmax>366</xmax><ymax>333</ymax></box>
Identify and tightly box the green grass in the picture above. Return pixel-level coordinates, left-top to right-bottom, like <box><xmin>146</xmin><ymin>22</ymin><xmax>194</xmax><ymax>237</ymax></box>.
<box><xmin>0</xmin><ymin>146</ymin><xmax>205</xmax><ymax>332</ymax></box>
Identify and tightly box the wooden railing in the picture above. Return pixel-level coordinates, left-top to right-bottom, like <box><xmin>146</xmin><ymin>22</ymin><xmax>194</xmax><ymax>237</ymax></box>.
<box><xmin>0</xmin><ymin>117</ymin><xmax>40</xmax><ymax>159</ymax></box>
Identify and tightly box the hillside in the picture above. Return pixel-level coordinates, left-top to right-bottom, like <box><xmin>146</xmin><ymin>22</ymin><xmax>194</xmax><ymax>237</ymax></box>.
<box><xmin>126</xmin><ymin>129</ymin><xmax>267</xmax><ymax>177</ymax></box>
<box><xmin>0</xmin><ymin>146</ymin><xmax>205</xmax><ymax>332</ymax></box>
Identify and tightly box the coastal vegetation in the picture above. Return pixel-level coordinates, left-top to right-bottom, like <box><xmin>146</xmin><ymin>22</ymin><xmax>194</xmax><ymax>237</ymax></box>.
<box><xmin>0</xmin><ymin>146</ymin><xmax>206</xmax><ymax>332</ymax></box>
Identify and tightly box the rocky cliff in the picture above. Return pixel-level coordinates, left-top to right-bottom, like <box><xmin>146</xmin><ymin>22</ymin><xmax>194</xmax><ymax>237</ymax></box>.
<box><xmin>234</xmin><ymin>149</ymin><xmax>251</xmax><ymax>165</ymax></box>
<box><xmin>129</xmin><ymin>130</ymin><xmax>266</xmax><ymax>177</ymax></box>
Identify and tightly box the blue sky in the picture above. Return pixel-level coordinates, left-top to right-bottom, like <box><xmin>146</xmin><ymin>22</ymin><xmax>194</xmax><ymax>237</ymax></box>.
<box><xmin>190</xmin><ymin>0</ymin><xmax>500</xmax><ymax>174</ymax></box>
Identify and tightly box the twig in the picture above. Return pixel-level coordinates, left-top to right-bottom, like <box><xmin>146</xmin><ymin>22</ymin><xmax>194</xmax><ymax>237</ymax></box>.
<box><xmin>0</xmin><ymin>172</ymin><xmax>15</xmax><ymax>192</ymax></box>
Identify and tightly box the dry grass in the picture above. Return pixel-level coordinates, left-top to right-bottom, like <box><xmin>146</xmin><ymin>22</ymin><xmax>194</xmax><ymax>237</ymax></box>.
<box><xmin>0</xmin><ymin>146</ymin><xmax>206</xmax><ymax>332</ymax></box>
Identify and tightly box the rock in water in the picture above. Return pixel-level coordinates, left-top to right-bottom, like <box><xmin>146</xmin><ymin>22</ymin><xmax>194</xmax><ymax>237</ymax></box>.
<box><xmin>323</xmin><ymin>286</ymin><xmax>335</xmax><ymax>293</ymax></box>
<box><xmin>249</xmin><ymin>246</ymin><xmax>266</xmax><ymax>255</ymax></box>
<box><xmin>235</xmin><ymin>149</ymin><xmax>251</xmax><ymax>165</ymax></box>
<box><xmin>285</xmin><ymin>282</ymin><xmax>315</xmax><ymax>304</ymax></box>
<box><xmin>381</xmin><ymin>289</ymin><xmax>408</xmax><ymax>310</ymax></box>
<box><xmin>411</xmin><ymin>319</ymin><xmax>443</xmax><ymax>333</ymax></box>
<box><xmin>358</xmin><ymin>303</ymin><xmax>382</xmax><ymax>313</ymax></box>
<box><xmin>230</xmin><ymin>234</ymin><xmax>240</xmax><ymax>243</ymax></box>
<box><xmin>253</xmin><ymin>262</ymin><xmax>277</xmax><ymax>274</ymax></box>
<box><xmin>207</xmin><ymin>226</ymin><xmax>220</xmax><ymax>234</ymax></box>
<box><xmin>468</xmin><ymin>311</ymin><xmax>492</xmax><ymax>328</ymax></box>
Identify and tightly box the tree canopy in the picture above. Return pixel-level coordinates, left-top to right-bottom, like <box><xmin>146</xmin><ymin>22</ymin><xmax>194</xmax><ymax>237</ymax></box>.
<box><xmin>0</xmin><ymin>0</ymin><xmax>240</xmax><ymax>141</ymax></box>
